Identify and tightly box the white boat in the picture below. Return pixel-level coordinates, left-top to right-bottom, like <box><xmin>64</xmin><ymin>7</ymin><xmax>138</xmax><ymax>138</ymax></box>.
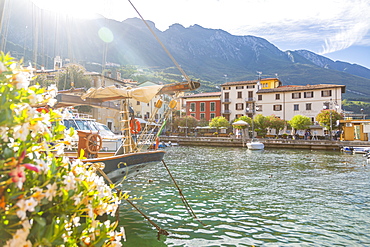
<box><xmin>341</xmin><ymin>146</ymin><xmax>370</xmax><ymax>154</ymax></box>
<box><xmin>62</xmin><ymin>110</ymin><xmax>123</xmax><ymax>152</ymax></box>
<box><xmin>247</xmin><ymin>139</ymin><xmax>264</xmax><ymax>150</ymax></box>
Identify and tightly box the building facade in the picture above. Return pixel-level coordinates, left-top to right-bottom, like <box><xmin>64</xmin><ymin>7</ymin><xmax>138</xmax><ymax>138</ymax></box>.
<box><xmin>182</xmin><ymin>92</ymin><xmax>222</xmax><ymax>121</ymax></box>
<box><xmin>220</xmin><ymin>78</ymin><xmax>346</xmax><ymax>125</ymax></box>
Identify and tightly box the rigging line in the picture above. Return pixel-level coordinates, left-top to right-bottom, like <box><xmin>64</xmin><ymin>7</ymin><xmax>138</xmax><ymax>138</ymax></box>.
<box><xmin>161</xmin><ymin>159</ymin><xmax>206</xmax><ymax>226</ymax></box>
<box><xmin>127</xmin><ymin>0</ymin><xmax>191</xmax><ymax>83</ymax></box>
<box><xmin>125</xmin><ymin>198</ymin><xmax>169</xmax><ymax>240</ymax></box>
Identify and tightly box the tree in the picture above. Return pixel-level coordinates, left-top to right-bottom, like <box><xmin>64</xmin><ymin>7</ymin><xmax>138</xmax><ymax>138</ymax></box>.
<box><xmin>316</xmin><ymin>109</ymin><xmax>342</xmax><ymax>130</ymax></box>
<box><xmin>174</xmin><ymin>115</ymin><xmax>198</xmax><ymax>130</ymax></box>
<box><xmin>253</xmin><ymin>114</ymin><xmax>270</xmax><ymax>137</ymax></box>
<box><xmin>268</xmin><ymin>115</ymin><xmax>286</xmax><ymax>135</ymax></box>
<box><xmin>234</xmin><ymin>116</ymin><xmax>252</xmax><ymax>128</ymax></box>
<box><xmin>288</xmin><ymin>115</ymin><xmax>312</xmax><ymax>134</ymax></box>
<box><xmin>56</xmin><ymin>64</ymin><xmax>91</xmax><ymax>90</ymax></box>
<box><xmin>209</xmin><ymin>116</ymin><xmax>230</xmax><ymax>130</ymax></box>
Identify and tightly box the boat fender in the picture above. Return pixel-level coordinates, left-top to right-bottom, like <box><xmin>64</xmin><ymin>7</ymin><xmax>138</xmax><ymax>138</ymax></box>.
<box><xmin>155</xmin><ymin>137</ymin><xmax>160</xmax><ymax>150</ymax></box>
<box><xmin>130</xmin><ymin>118</ymin><xmax>141</xmax><ymax>134</ymax></box>
<box><xmin>169</xmin><ymin>100</ymin><xmax>177</xmax><ymax>109</ymax></box>
<box><xmin>155</xmin><ymin>99</ymin><xmax>163</xmax><ymax>108</ymax></box>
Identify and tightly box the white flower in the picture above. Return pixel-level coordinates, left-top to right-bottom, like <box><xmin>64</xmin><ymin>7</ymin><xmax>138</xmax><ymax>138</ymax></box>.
<box><xmin>24</xmin><ymin>198</ymin><xmax>38</xmax><ymax>212</ymax></box>
<box><xmin>13</xmin><ymin>123</ymin><xmax>30</xmax><ymax>141</ymax></box>
<box><xmin>54</xmin><ymin>143</ymin><xmax>65</xmax><ymax>156</ymax></box>
<box><xmin>0</xmin><ymin>126</ymin><xmax>9</xmax><ymax>142</ymax></box>
<box><xmin>16</xmin><ymin>199</ymin><xmax>27</xmax><ymax>220</ymax></box>
<box><xmin>63</xmin><ymin>172</ymin><xmax>76</xmax><ymax>191</ymax></box>
<box><xmin>15</xmin><ymin>73</ymin><xmax>30</xmax><ymax>90</ymax></box>
<box><xmin>47</xmin><ymin>98</ymin><xmax>58</xmax><ymax>107</ymax></box>
<box><xmin>45</xmin><ymin>183</ymin><xmax>58</xmax><ymax>201</ymax></box>
<box><xmin>0</xmin><ymin>61</ymin><xmax>6</xmax><ymax>72</ymax></box>
<box><xmin>47</xmin><ymin>84</ymin><xmax>58</xmax><ymax>98</ymax></box>
<box><xmin>4</xmin><ymin>226</ymin><xmax>31</xmax><ymax>247</ymax></box>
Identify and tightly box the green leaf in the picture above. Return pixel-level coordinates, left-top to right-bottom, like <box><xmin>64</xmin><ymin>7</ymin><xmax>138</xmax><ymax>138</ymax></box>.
<box><xmin>33</xmin><ymin>215</ymin><xmax>47</xmax><ymax>227</ymax></box>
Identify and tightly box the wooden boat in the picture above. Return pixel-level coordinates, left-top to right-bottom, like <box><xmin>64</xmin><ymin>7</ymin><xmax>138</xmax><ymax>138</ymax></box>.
<box><xmin>81</xmin><ymin>149</ymin><xmax>165</xmax><ymax>184</ymax></box>
<box><xmin>61</xmin><ymin>80</ymin><xmax>199</xmax><ymax>184</ymax></box>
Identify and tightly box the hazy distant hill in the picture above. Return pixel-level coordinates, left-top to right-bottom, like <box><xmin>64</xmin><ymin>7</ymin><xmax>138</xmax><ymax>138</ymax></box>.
<box><xmin>3</xmin><ymin>0</ymin><xmax>370</xmax><ymax>100</ymax></box>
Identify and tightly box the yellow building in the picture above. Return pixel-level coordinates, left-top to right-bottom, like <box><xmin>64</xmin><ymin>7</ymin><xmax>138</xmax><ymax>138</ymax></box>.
<box><xmin>339</xmin><ymin>119</ymin><xmax>370</xmax><ymax>141</ymax></box>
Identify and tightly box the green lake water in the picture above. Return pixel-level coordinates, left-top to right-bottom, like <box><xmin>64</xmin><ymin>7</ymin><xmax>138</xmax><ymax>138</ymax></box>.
<box><xmin>117</xmin><ymin>146</ymin><xmax>370</xmax><ymax>247</ymax></box>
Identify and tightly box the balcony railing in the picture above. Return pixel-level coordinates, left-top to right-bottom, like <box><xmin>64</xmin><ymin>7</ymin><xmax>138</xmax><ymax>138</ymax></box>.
<box><xmin>245</xmin><ymin>97</ymin><xmax>255</xmax><ymax>102</ymax></box>
<box><xmin>222</xmin><ymin>110</ymin><xmax>231</xmax><ymax>114</ymax></box>
<box><xmin>222</xmin><ymin>99</ymin><xmax>231</xmax><ymax>104</ymax></box>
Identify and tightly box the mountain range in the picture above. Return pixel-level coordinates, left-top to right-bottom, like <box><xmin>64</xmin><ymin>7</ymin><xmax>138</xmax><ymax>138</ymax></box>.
<box><xmin>3</xmin><ymin>0</ymin><xmax>370</xmax><ymax>101</ymax></box>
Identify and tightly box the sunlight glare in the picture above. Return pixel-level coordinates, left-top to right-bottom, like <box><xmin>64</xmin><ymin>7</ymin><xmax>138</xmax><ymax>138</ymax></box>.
<box><xmin>31</xmin><ymin>0</ymin><xmax>101</xmax><ymax>19</ymax></box>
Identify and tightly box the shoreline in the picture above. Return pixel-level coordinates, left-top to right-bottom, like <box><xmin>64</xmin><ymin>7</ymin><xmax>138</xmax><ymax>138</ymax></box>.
<box><xmin>159</xmin><ymin>136</ymin><xmax>370</xmax><ymax>151</ymax></box>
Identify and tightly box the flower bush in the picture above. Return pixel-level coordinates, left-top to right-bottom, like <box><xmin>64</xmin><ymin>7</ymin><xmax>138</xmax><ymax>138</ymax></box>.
<box><xmin>0</xmin><ymin>53</ymin><xmax>125</xmax><ymax>246</ymax></box>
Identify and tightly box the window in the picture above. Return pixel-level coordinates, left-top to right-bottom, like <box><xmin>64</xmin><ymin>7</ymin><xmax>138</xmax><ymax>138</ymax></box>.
<box><xmin>224</xmin><ymin>92</ymin><xmax>229</xmax><ymax>100</ymax></box>
<box><xmin>294</xmin><ymin>104</ymin><xmax>299</xmax><ymax>111</ymax></box>
<box><xmin>237</xmin><ymin>91</ymin><xmax>242</xmax><ymax>98</ymax></box>
<box><xmin>190</xmin><ymin>113</ymin><xmax>196</xmax><ymax>118</ymax></box>
<box><xmin>210</xmin><ymin>102</ymin><xmax>215</xmax><ymax>111</ymax></box>
<box><xmin>258</xmin><ymin>95</ymin><xmax>262</xmax><ymax>100</ymax></box>
<box><xmin>210</xmin><ymin>113</ymin><xmax>215</xmax><ymax>119</ymax></box>
<box><xmin>190</xmin><ymin>103</ymin><xmax>196</xmax><ymax>112</ymax></box>
<box><xmin>223</xmin><ymin>86</ymin><xmax>231</xmax><ymax>90</ymax></box>
<box><xmin>304</xmin><ymin>91</ymin><xmax>314</xmax><ymax>98</ymax></box>
<box><xmin>292</xmin><ymin>92</ymin><xmax>301</xmax><ymax>99</ymax></box>
<box><xmin>275</xmin><ymin>94</ymin><xmax>280</xmax><ymax>100</ymax></box>
<box><xmin>236</xmin><ymin>86</ymin><xmax>244</xmax><ymax>89</ymax></box>
<box><xmin>200</xmin><ymin>113</ymin><xmax>205</xmax><ymax>119</ymax></box>
<box><xmin>248</xmin><ymin>91</ymin><xmax>253</xmax><ymax>100</ymax></box>
<box><xmin>306</xmin><ymin>103</ymin><xmax>312</xmax><ymax>110</ymax></box>
<box><xmin>262</xmin><ymin>83</ymin><xmax>268</xmax><ymax>87</ymax></box>
<box><xmin>200</xmin><ymin>102</ymin><xmax>205</xmax><ymax>112</ymax></box>
<box><xmin>236</xmin><ymin>103</ymin><xmax>244</xmax><ymax>110</ymax></box>
<box><xmin>136</xmin><ymin>101</ymin><xmax>140</xmax><ymax>105</ymax></box>
<box><xmin>273</xmin><ymin>105</ymin><xmax>282</xmax><ymax>111</ymax></box>
<box><xmin>224</xmin><ymin>104</ymin><xmax>229</xmax><ymax>110</ymax></box>
<box><xmin>321</xmin><ymin>90</ymin><xmax>332</xmax><ymax>97</ymax></box>
<box><xmin>256</xmin><ymin>105</ymin><xmax>262</xmax><ymax>111</ymax></box>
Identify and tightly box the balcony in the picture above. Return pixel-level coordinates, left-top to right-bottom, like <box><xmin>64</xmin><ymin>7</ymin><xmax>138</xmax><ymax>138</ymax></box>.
<box><xmin>245</xmin><ymin>97</ymin><xmax>255</xmax><ymax>102</ymax></box>
<box><xmin>222</xmin><ymin>99</ymin><xmax>231</xmax><ymax>104</ymax></box>
<box><xmin>222</xmin><ymin>110</ymin><xmax>231</xmax><ymax>114</ymax></box>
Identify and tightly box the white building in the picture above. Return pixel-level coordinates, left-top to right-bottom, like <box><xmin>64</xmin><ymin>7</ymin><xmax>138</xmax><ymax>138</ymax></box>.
<box><xmin>220</xmin><ymin>78</ymin><xmax>346</xmax><ymax>129</ymax></box>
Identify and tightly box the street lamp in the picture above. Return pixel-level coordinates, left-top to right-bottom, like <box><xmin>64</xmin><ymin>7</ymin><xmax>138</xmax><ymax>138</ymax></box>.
<box><xmin>246</xmin><ymin>104</ymin><xmax>258</xmax><ymax>139</ymax></box>
<box><xmin>185</xmin><ymin>108</ymin><xmax>192</xmax><ymax>137</ymax></box>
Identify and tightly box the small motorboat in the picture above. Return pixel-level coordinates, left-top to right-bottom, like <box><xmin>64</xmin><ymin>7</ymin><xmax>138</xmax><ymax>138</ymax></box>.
<box><xmin>341</xmin><ymin>146</ymin><xmax>370</xmax><ymax>154</ymax></box>
<box><xmin>247</xmin><ymin>139</ymin><xmax>264</xmax><ymax>150</ymax></box>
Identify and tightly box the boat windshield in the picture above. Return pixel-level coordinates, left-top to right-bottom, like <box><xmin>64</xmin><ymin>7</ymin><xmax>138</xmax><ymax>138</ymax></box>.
<box><xmin>74</xmin><ymin>119</ymin><xmax>97</xmax><ymax>131</ymax></box>
<box><xmin>63</xmin><ymin>120</ymin><xmax>78</xmax><ymax>130</ymax></box>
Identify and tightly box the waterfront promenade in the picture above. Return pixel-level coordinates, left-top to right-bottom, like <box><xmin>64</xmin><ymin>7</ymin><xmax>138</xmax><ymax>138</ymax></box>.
<box><xmin>160</xmin><ymin>136</ymin><xmax>370</xmax><ymax>151</ymax></box>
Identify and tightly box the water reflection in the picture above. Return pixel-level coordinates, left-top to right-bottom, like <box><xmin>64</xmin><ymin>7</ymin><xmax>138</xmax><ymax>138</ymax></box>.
<box><xmin>119</xmin><ymin>147</ymin><xmax>370</xmax><ymax>246</ymax></box>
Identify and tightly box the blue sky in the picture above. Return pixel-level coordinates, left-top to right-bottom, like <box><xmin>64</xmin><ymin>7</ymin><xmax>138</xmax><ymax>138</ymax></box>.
<box><xmin>32</xmin><ymin>0</ymin><xmax>370</xmax><ymax>68</ymax></box>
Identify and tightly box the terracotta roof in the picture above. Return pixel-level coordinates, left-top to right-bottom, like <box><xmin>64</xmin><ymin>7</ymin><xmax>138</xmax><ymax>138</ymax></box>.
<box><xmin>221</xmin><ymin>80</ymin><xmax>257</xmax><ymax>86</ymax></box>
<box><xmin>220</xmin><ymin>78</ymin><xmax>280</xmax><ymax>86</ymax></box>
<box><xmin>258</xmin><ymin>84</ymin><xmax>346</xmax><ymax>93</ymax></box>
<box><xmin>182</xmin><ymin>92</ymin><xmax>221</xmax><ymax>98</ymax></box>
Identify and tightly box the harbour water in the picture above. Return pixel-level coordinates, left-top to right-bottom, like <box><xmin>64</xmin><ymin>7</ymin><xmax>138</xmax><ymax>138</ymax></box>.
<box><xmin>118</xmin><ymin>146</ymin><xmax>370</xmax><ymax>246</ymax></box>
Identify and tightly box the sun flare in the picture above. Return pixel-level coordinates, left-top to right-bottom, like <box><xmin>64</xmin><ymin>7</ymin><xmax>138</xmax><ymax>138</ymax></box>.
<box><xmin>31</xmin><ymin>0</ymin><xmax>101</xmax><ymax>19</ymax></box>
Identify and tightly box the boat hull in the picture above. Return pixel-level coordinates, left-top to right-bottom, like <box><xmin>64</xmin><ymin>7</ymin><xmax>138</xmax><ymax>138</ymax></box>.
<box><xmin>247</xmin><ymin>142</ymin><xmax>265</xmax><ymax>150</ymax></box>
<box><xmin>82</xmin><ymin>150</ymin><xmax>166</xmax><ymax>184</ymax></box>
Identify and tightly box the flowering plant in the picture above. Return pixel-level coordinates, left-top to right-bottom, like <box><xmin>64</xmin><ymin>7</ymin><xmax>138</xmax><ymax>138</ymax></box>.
<box><xmin>0</xmin><ymin>53</ymin><xmax>125</xmax><ymax>246</ymax></box>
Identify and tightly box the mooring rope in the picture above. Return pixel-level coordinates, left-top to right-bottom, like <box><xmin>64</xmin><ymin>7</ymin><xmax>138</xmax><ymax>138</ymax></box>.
<box><xmin>161</xmin><ymin>160</ymin><xmax>206</xmax><ymax>226</ymax></box>
<box><xmin>94</xmin><ymin>162</ymin><xmax>169</xmax><ymax>240</ymax></box>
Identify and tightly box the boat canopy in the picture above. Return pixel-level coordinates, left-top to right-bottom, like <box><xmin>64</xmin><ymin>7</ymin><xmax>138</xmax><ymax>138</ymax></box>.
<box><xmin>81</xmin><ymin>85</ymin><xmax>164</xmax><ymax>104</ymax></box>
